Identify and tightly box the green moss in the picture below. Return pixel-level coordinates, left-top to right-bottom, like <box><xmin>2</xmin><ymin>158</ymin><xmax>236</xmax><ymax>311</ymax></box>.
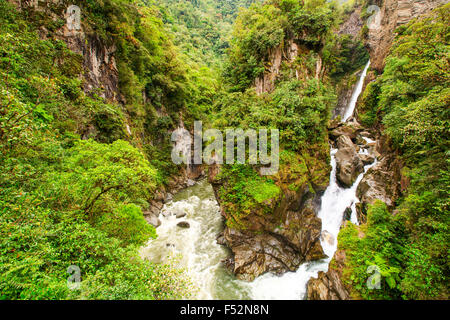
<box><xmin>245</xmin><ymin>180</ymin><xmax>280</xmax><ymax>204</ymax></box>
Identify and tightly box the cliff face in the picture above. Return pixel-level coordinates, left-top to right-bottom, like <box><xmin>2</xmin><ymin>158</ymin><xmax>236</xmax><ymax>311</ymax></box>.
<box><xmin>254</xmin><ymin>39</ymin><xmax>303</xmax><ymax>95</ymax></box>
<box><xmin>209</xmin><ymin>160</ymin><xmax>329</xmax><ymax>281</ymax></box>
<box><xmin>10</xmin><ymin>0</ymin><xmax>119</xmax><ymax>101</ymax></box>
<box><xmin>366</xmin><ymin>0</ymin><xmax>448</xmax><ymax>72</ymax></box>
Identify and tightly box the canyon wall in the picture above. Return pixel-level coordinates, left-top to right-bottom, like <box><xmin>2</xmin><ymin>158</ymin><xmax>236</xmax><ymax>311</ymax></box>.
<box><xmin>366</xmin><ymin>0</ymin><xmax>448</xmax><ymax>72</ymax></box>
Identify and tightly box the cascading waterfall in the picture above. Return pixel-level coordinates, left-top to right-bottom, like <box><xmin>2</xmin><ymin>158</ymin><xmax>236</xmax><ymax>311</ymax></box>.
<box><xmin>141</xmin><ymin>61</ymin><xmax>373</xmax><ymax>300</ymax></box>
<box><xmin>343</xmin><ymin>61</ymin><xmax>371</xmax><ymax>122</ymax></box>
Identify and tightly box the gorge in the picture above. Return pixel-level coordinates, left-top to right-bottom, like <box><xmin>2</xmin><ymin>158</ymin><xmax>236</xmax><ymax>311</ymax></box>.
<box><xmin>141</xmin><ymin>58</ymin><xmax>378</xmax><ymax>299</ymax></box>
<box><xmin>1</xmin><ymin>0</ymin><xmax>448</xmax><ymax>301</ymax></box>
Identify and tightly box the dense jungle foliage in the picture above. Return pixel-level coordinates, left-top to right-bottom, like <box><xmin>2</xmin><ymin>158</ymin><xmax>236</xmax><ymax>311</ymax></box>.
<box><xmin>0</xmin><ymin>0</ymin><xmax>448</xmax><ymax>301</ymax></box>
<box><xmin>212</xmin><ymin>0</ymin><xmax>368</xmax><ymax>229</ymax></box>
<box><xmin>0</xmin><ymin>0</ymin><xmax>200</xmax><ymax>299</ymax></box>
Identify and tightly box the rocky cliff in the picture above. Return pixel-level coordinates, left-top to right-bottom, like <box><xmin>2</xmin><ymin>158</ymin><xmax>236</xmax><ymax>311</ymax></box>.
<box><xmin>10</xmin><ymin>0</ymin><xmax>120</xmax><ymax>101</ymax></box>
<box><xmin>366</xmin><ymin>0</ymin><xmax>448</xmax><ymax>72</ymax></box>
<box><xmin>209</xmin><ymin>159</ymin><xmax>329</xmax><ymax>281</ymax></box>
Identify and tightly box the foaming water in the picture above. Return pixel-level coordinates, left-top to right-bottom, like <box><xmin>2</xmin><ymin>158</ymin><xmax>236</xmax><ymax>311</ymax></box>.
<box><xmin>140</xmin><ymin>181</ymin><xmax>252</xmax><ymax>299</ymax></box>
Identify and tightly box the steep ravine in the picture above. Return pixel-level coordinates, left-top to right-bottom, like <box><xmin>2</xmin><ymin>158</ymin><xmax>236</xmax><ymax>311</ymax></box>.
<box><xmin>140</xmin><ymin>61</ymin><xmax>377</xmax><ymax>299</ymax></box>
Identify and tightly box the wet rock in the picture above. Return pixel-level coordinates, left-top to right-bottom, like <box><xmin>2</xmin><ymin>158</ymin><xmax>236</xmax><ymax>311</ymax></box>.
<box><xmin>208</xmin><ymin>150</ymin><xmax>329</xmax><ymax>281</ymax></box>
<box><xmin>187</xmin><ymin>164</ymin><xmax>204</xmax><ymax>180</ymax></box>
<box><xmin>356</xmin><ymin>158</ymin><xmax>396</xmax><ymax>217</ymax></box>
<box><xmin>164</xmin><ymin>193</ymin><xmax>173</xmax><ymax>203</ymax></box>
<box><xmin>145</xmin><ymin>215</ymin><xmax>161</xmax><ymax>228</ymax></box>
<box><xmin>154</xmin><ymin>191</ymin><xmax>164</xmax><ymax>201</ymax></box>
<box><xmin>151</xmin><ymin>200</ymin><xmax>163</xmax><ymax>210</ymax></box>
<box><xmin>335</xmin><ymin>147</ymin><xmax>364</xmax><ymax>188</ymax></box>
<box><xmin>329</xmin><ymin>125</ymin><xmax>357</xmax><ymax>141</ymax></box>
<box><xmin>355</xmin><ymin>202</ymin><xmax>366</xmax><ymax>224</ymax></box>
<box><xmin>186</xmin><ymin>179</ymin><xmax>196</xmax><ymax>187</ymax></box>
<box><xmin>336</xmin><ymin>135</ymin><xmax>355</xmax><ymax>150</ymax></box>
<box><xmin>320</xmin><ymin>230</ymin><xmax>335</xmax><ymax>246</ymax></box>
<box><xmin>355</xmin><ymin>135</ymin><xmax>367</xmax><ymax>146</ymax></box>
<box><xmin>175</xmin><ymin>211</ymin><xmax>187</xmax><ymax>219</ymax></box>
<box><xmin>359</xmin><ymin>154</ymin><xmax>375</xmax><ymax>165</ymax></box>
<box><xmin>162</xmin><ymin>210</ymin><xmax>172</xmax><ymax>217</ymax></box>
<box><xmin>342</xmin><ymin>206</ymin><xmax>352</xmax><ymax>223</ymax></box>
<box><xmin>306</xmin><ymin>250</ymin><xmax>350</xmax><ymax>300</ymax></box>
<box><xmin>360</xmin><ymin>131</ymin><xmax>374</xmax><ymax>140</ymax></box>
<box><xmin>216</xmin><ymin>233</ymin><xmax>226</xmax><ymax>246</ymax></box>
<box><xmin>143</xmin><ymin>206</ymin><xmax>159</xmax><ymax>217</ymax></box>
<box><xmin>177</xmin><ymin>221</ymin><xmax>190</xmax><ymax>228</ymax></box>
<box><xmin>223</xmin><ymin>206</ymin><xmax>326</xmax><ymax>281</ymax></box>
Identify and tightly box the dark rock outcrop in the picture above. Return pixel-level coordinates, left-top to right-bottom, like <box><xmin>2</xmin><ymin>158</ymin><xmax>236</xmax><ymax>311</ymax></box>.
<box><xmin>306</xmin><ymin>250</ymin><xmax>350</xmax><ymax>300</ymax></box>
<box><xmin>209</xmin><ymin>163</ymin><xmax>327</xmax><ymax>281</ymax></box>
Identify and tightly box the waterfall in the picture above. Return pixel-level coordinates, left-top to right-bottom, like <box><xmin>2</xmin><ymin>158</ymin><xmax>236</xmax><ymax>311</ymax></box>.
<box><xmin>141</xmin><ymin>61</ymin><xmax>373</xmax><ymax>300</ymax></box>
<box><xmin>343</xmin><ymin>61</ymin><xmax>371</xmax><ymax>121</ymax></box>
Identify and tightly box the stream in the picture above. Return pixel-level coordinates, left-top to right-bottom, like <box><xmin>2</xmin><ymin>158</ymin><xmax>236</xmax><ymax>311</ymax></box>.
<box><xmin>140</xmin><ymin>61</ymin><xmax>373</xmax><ymax>300</ymax></box>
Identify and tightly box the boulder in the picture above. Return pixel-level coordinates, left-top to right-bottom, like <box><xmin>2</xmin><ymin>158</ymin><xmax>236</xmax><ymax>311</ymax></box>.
<box><xmin>335</xmin><ymin>147</ymin><xmax>364</xmax><ymax>188</ymax></box>
<box><xmin>177</xmin><ymin>221</ymin><xmax>190</xmax><ymax>228</ymax></box>
<box><xmin>329</xmin><ymin>125</ymin><xmax>357</xmax><ymax>141</ymax></box>
<box><xmin>359</xmin><ymin>154</ymin><xmax>375</xmax><ymax>165</ymax></box>
<box><xmin>145</xmin><ymin>215</ymin><xmax>161</xmax><ymax>228</ymax></box>
<box><xmin>306</xmin><ymin>269</ymin><xmax>349</xmax><ymax>300</ymax></box>
<box><xmin>175</xmin><ymin>211</ymin><xmax>187</xmax><ymax>219</ymax></box>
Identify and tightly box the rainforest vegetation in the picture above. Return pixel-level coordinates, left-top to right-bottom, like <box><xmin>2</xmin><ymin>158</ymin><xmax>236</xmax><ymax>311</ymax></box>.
<box><xmin>0</xmin><ymin>0</ymin><xmax>448</xmax><ymax>300</ymax></box>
